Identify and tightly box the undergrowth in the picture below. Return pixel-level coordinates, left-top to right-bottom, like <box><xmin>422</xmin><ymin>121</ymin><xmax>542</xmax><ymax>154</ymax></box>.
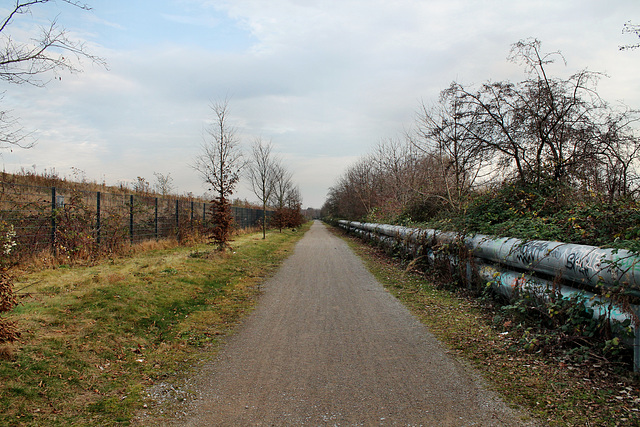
<box><xmin>0</xmin><ymin>224</ymin><xmax>309</xmax><ymax>426</ymax></box>
<box><xmin>418</xmin><ymin>181</ymin><xmax>640</xmax><ymax>253</ymax></box>
<box><xmin>339</xmin><ymin>228</ymin><xmax>640</xmax><ymax>426</ymax></box>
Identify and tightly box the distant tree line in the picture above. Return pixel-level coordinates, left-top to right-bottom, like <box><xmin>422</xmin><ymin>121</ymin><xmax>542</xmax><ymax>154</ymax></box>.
<box><xmin>323</xmin><ymin>39</ymin><xmax>640</xmax><ymax>224</ymax></box>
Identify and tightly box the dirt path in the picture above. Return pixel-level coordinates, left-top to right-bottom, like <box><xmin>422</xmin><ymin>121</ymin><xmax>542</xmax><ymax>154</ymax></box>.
<box><xmin>177</xmin><ymin>221</ymin><xmax>537</xmax><ymax>426</ymax></box>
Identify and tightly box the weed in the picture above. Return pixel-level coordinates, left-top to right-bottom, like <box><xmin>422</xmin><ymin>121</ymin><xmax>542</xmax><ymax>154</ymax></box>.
<box><xmin>0</xmin><ymin>221</ymin><xmax>18</xmax><ymax>344</ymax></box>
<box><xmin>0</xmin><ymin>224</ymin><xmax>309</xmax><ymax>425</ymax></box>
<box><xmin>339</xmin><ymin>228</ymin><xmax>640</xmax><ymax>426</ymax></box>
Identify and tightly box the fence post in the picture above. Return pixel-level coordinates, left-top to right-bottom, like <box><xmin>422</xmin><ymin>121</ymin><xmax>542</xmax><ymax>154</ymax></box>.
<box><xmin>175</xmin><ymin>200</ymin><xmax>179</xmax><ymax>237</ymax></box>
<box><xmin>51</xmin><ymin>186</ymin><xmax>56</xmax><ymax>253</ymax></box>
<box><xmin>8</xmin><ymin>185</ymin><xmax>268</xmax><ymax>260</ymax></box>
<box><xmin>129</xmin><ymin>195</ymin><xmax>134</xmax><ymax>244</ymax></box>
<box><xmin>96</xmin><ymin>191</ymin><xmax>101</xmax><ymax>245</ymax></box>
<box><xmin>154</xmin><ymin>197</ymin><xmax>158</xmax><ymax>240</ymax></box>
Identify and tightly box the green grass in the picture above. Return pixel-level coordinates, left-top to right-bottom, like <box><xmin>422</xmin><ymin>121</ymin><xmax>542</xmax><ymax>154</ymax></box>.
<box><xmin>339</xmin><ymin>229</ymin><xmax>640</xmax><ymax>427</ymax></box>
<box><xmin>0</xmin><ymin>224</ymin><xmax>310</xmax><ymax>426</ymax></box>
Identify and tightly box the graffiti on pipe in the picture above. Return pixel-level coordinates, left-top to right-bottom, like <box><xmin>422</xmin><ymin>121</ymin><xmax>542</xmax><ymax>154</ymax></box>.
<box><xmin>565</xmin><ymin>250</ymin><xmax>604</xmax><ymax>281</ymax></box>
<box><xmin>514</xmin><ymin>241</ymin><xmax>554</xmax><ymax>266</ymax></box>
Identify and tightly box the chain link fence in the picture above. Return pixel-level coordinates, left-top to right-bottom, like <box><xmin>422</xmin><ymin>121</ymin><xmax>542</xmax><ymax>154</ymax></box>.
<box><xmin>0</xmin><ymin>181</ymin><xmax>271</xmax><ymax>261</ymax></box>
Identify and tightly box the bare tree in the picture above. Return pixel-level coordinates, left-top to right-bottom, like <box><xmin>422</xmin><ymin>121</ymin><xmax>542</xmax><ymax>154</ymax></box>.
<box><xmin>413</xmin><ymin>89</ymin><xmax>490</xmax><ymax>211</ymax></box>
<box><xmin>323</xmin><ymin>39</ymin><xmax>640</xmax><ymax>221</ymax></box>
<box><xmin>132</xmin><ymin>176</ymin><xmax>150</xmax><ymax>194</ymax></box>
<box><xmin>269</xmin><ymin>162</ymin><xmax>304</xmax><ymax>230</ymax></box>
<box><xmin>192</xmin><ymin>99</ymin><xmax>244</xmax><ymax>249</ymax></box>
<box><xmin>194</xmin><ymin>99</ymin><xmax>243</xmax><ymax>201</ymax></box>
<box><xmin>588</xmin><ymin>110</ymin><xmax>640</xmax><ymax>201</ymax></box>
<box><xmin>0</xmin><ymin>0</ymin><xmax>106</xmax><ymax>345</ymax></box>
<box><xmin>248</xmin><ymin>138</ymin><xmax>277</xmax><ymax>239</ymax></box>
<box><xmin>445</xmin><ymin>39</ymin><xmax>633</xmax><ymax>190</ymax></box>
<box><xmin>153</xmin><ymin>172</ymin><xmax>174</xmax><ymax>196</ymax></box>
<box><xmin>324</xmin><ymin>158</ymin><xmax>379</xmax><ymax>221</ymax></box>
<box><xmin>620</xmin><ymin>21</ymin><xmax>640</xmax><ymax>51</ymax></box>
<box><xmin>0</xmin><ymin>1</ymin><xmax>106</xmax><ymax>148</ymax></box>
<box><xmin>270</xmin><ymin>161</ymin><xmax>293</xmax><ymax>232</ymax></box>
<box><xmin>270</xmin><ymin>162</ymin><xmax>293</xmax><ymax>210</ymax></box>
<box><xmin>0</xmin><ymin>0</ymin><xmax>105</xmax><ymax>86</ymax></box>
<box><xmin>286</xmin><ymin>185</ymin><xmax>302</xmax><ymax>209</ymax></box>
<box><xmin>0</xmin><ymin>106</ymin><xmax>30</xmax><ymax>148</ymax></box>
<box><xmin>345</xmin><ymin>156</ymin><xmax>380</xmax><ymax>216</ymax></box>
<box><xmin>371</xmin><ymin>138</ymin><xmax>410</xmax><ymax>213</ymax></box>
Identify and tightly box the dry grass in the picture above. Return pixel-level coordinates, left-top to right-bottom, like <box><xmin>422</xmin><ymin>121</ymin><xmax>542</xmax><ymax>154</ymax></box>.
<box><xmin>0</xmin><ymin>224</ymin><xmax>310</xmax><ymax>426</ymax></box>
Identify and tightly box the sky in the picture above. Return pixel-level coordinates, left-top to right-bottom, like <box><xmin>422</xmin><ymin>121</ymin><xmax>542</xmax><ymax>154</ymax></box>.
<box><xmin>1</xmin><ymin>0</ymin><xmax>640</xmax><ymax>208</ymax></box>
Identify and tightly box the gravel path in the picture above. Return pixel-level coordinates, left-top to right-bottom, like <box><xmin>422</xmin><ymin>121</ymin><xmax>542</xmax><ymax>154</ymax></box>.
<box><xmin>176</xmin><ymin>221</ymin><xmax>537</xmax><ymax>426</ymax></box>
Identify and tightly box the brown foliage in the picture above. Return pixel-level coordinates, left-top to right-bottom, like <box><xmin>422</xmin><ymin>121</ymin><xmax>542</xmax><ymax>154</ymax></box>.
<box><xmin>0</xmin><ymin>269</ymin><xmax>17</xmax><ymax>343</ymax></box>
<box><xmin>53</xmin><ymin>191</ymin><xmax>98</xmax><ymax>260</ymax></box>
<box><xmin>271</xmin><ymin>206</ymin><xmax>304</xmax><ymax>231</ymax></box>
<box><xmin>210</xmin><ymin>197</ymin><xmax>235</xmax><ymax>250</ymax></box>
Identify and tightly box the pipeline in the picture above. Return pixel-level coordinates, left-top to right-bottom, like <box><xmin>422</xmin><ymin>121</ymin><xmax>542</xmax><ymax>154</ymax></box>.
<box><xmin>338</xmin><ymin>220</ymin><xmax>640</xmax><ymax>371</ymax></box>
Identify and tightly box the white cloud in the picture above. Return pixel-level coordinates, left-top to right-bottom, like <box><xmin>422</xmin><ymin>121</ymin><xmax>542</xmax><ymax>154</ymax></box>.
<box><xmin>1</xmin><ymin>0</ymin><xmax>639</xmax><ymax>208</ymax></box>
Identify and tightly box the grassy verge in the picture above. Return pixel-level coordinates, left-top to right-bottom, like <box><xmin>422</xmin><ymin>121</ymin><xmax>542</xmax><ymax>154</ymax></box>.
<box><xmin>0</xmin><ymin>224</ymin><xmax>309</xmax><ymax>426</ymax></box>
<box><xmin>337</xmin><ymin>229</ymin><xmax>640</xmax><ymax>427</ymax></box>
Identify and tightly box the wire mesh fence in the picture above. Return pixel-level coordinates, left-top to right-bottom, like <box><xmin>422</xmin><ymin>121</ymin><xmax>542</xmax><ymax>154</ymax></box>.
<box><xmin>0</xmin><ymin>181</ymin><xmax>271</xmax><ymax>261</ymax></box>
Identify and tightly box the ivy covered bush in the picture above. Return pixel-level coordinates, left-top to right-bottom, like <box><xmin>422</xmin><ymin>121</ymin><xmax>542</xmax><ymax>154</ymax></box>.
<box><xmin>424</xmin><ymin>181</ymin><xmax>640</xmax><ymax>253</ymax></box>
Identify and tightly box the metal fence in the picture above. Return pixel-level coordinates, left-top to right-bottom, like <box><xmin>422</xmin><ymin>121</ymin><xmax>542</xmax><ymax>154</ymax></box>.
<box><xmin>0</xmin><ymin>181</ymin><xmax>271</xmax><ymax>260</ymax></box>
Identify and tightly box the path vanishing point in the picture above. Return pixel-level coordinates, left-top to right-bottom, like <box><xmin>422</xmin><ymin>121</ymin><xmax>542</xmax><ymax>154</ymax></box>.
<box><xmin>167</xmin><ymin>221</ymin><xmax>539</xmax><ymax>426</ymax></box>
